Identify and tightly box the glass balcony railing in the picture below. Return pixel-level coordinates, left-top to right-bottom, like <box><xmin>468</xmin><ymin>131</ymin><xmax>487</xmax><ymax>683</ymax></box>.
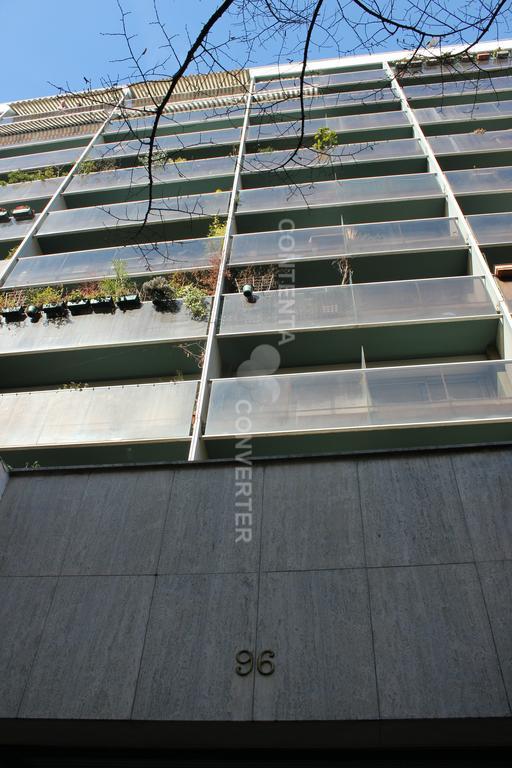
<box><xmin>219</xmin><ymin>276</ymin><xmax>494</xmax><ymax>335</ymax></box>
<box><xmin>66</xmin><ymin>155</ymin><xmax>236</xmax><ymax>197</ymax></box>
<box><xmin>229</xmin><ymin>217</ymin><xmax>464</xmax><ymax>265</ymax></box>
<box><xmin>38</xmin><ymin>191</ymin><xmax>230</xmax><ymax>238</ymax></box>
<box><xmin>205</xmin><ymin>360</ymin><xmax>512</xmax><ymax>438</ymax></box>
<box><xmin>467</xmin><ymin>212</ymin><xmax>512</xmax><ymax>245</ymax></box>
<box><xmin>0</xmin><ymin>146</ymin><xmax>82</xmax><ymax>177</ymax></box>
<box><xmin>404</xmin><ymin>75</ymin><xmax>512</xmax><ymax>101</ymax></box>
<box><xmin>0</xmin><ymin>300</ymin><xmax>208</xmax><ymax>356</ymax></box>
<box><xmin>0</xmin><ymin>176</ymin><xmax>61</xmax><ymax>206</ymax></box>
<box><xmin>105</xmin><ymin>103</ymin><xmax>246</xmax><ymax>139</ymax></box>
<box><xmin>416</xmin><ymin>100</ymin><xmax>512</xmax><ymax>126</ymax></box>
<box><xmin>0</xmin><ymin>380</ymin><xmax>197</xmax><ymax>450</ymax></box>
<box><xmin>246</xmin><ymin>111</ymin><xmax>409</xmax><ymax>143</ymax></box>
<box><xmin>251</xmin><ymin>88</ymin><xmax>398</xmax><ymax>119</ymax></box>
<box><xmin>89</xmin><ymin>126</ymin><xmax>241</xmax><ymax>164</ymax></box>
<box><xmin>254</xmin><ymin>68</ymin><xmax>389</xmax><ymax>93</ymax></box>
<box><xmin>429</xmin><ymin>128</ymin><xmax>512</xmax><ymax>156</ymax></box>
<box><xmin>2</xmin><ymin>237</ymin><xmax>222</xmax><ymax>289</ymax></box>
<box><xmin>398</xmin><ymin>58</ymin><xmax>512</xmax><ymax>82</ymax></box>
<box><xmin>236</xmin><ymin>173</ymin><xmax>441</xmax><ymax>215</ymax></box>
<box><xmin>242</xmin><ymin>138</ymin><xmax>424</xmax><ymax>175</ymax></box>
<box><xmin>446</xmin><ymin>165</ymin><xmax>512</xmax><ymax>195</ymax></box>
<box><xmin>0</xmin><ymin>216</ymin><xmax>38</xmax><ymax>244</ymax></box>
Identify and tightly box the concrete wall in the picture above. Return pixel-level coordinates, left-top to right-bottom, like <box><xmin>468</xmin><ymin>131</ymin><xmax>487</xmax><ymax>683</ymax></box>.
<box><xmin>0</xmin><ymin>447</ymin><xmax>511</xmax><ymax>750</ymax></box>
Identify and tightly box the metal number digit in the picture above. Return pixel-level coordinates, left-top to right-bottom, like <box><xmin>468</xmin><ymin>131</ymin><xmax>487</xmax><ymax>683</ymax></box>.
<box><xmin>235</xmin><ymin>649</ymin><xmax>254</xmax><ymax>676</ymax></box>
<box><xmin>256</xmin><ymin>649</ymin><xmax>275</xmax><ymax>676</ymax></box>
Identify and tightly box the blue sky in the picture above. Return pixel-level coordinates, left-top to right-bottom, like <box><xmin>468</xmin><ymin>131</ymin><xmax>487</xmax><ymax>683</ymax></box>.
<box><xmin>2</xmin><ymin>0</ymin><xmax>506</xmax><ymax>104</ymax></box>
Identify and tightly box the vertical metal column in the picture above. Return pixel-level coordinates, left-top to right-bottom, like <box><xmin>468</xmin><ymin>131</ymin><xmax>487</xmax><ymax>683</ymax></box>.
<box><xmin>188</xmin><ymin>79</ymin><xmax>255</xmax><ymax>460</ymax></box>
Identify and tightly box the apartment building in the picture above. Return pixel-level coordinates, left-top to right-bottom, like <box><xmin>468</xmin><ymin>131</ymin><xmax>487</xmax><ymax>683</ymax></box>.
<box><xmin>0</xmin><ymin>42</ymin><xmax>511</xmax><ymax>764</ymax></box>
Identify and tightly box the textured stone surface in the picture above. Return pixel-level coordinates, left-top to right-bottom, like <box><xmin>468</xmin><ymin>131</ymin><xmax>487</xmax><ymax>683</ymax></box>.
<box><xmin>369</xmin><ymin>563</ymin><xmax>510</xmax><ymax>719</ymax></box>
<box><xmin>0</xmin><ymin>577</ymin><xmax>57</xmax><ymax>717</ymax></box>
<box><xmin>20</xmin><ymin>575</ymin><xmax>154</xmax><ymax>719</ymax></box>
<box><xmin>359</xmin><ymin>454</ymin><xmax>473</xmax><ymax>567</ymax></box>
<box><xmin>158</xmin><ymin>466</ymin><xmax>262</xmax><ymax>574</ymax></box>
<box><xmin>62</xmin><ymin>470</ymin><xmax>173</xmax><ymax>575</ymax></box>
<box><xmin>133</xmin><ymin>573</ymin><xmax>257</xmax><ymax>720</ymax></box>
<box><xmin>0</xmin><ymin>474</ymin><xmax>89</xmax><ymax>576</ymax></box>
<box><xmin>254</xmin><ymin>569</ymin><xmax>378</xmax><ymax>721</ymax></box>
<box><xmin>452</xmin><ymin>449</ymin><xmax>512</xmax><ymax>561</ymax></box>
<box><xmin>478</xmin><ymin>560</ymin><xmax>512</xmax><ymax>704</ymax></box>
<box><xmin>261</xmin><ymin>460</ymin><xmax>364</xmax><ymax>571</ymax></box>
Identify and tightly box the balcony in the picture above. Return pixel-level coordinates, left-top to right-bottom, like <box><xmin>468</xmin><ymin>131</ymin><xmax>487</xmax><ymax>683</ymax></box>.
<box><xmin>105</xmin><ymin>103</ymin><xmax>246</xmax><ymax>141</ymax></box>
<box><xmin>229</xmin><ymin>217</ymin><xmax>467</xmax><ymax>284</ymax></box>
<box><xmin>0</xmin><ymin>146</ymin><xmax>82</xmax><ymax>178</ymax></box>
<box><xmin>242</xmin><ymin>138</ymin><xmax>426</xmax><ymax>186</ymax></box>
<box><xmin>430</xmin><ymin>129</ymin><xmax>512</xmax><ymax>170</ymax></box>
<box><xmin>0</xmin><ymin>176</ymin><xmax>61</xmax><ymax>213</ymax></box>
<box><xmin>235</xmin><ymin>173</ymin><xmax>444</xmax><ymax>231</ymax></box>
<box><xmin>254</xmin><ymin>67</ymin><xmax>389</xmax><ymax>94</ymax></box>
<box><xmin>3</xmin><ymin>237</ymin><xmax>221</xmax><ymax>290</ymax></box>
<box><xmin>0</xmin><ymin>131</ymin><xmax>95</xmax><ymax>160</ymax></box>
<box><xmin>204</xmin><ymin>360</ymin><xmax>512</xmax><ymax>457</ymax></box>
<box><xmin>404</xmin><ymin>75</ymin><xmax>512</xmax><ymax>106</ymax></box>
<box><xmin>467</xmin><ymin>212</ymin><xmax>512</xmax><ymax>270</ymax></box>
<box><xmin>0</xmin><ymin>380</ymin><xmax>197</xmax><ymax>466</ymax></box>
<box><xmin>246</xmin><ymin>111</ymin><xmax>411</xmax><ymax>149</ymax></box>
<box><xmin>250</xmin><ymin>87</ymin><xmax>399</xmax><ymax>123</ymax></box>
<box><xmin>64</xmin><ymin>155</ymin><xmax>236</xmax><ymax>207</ymax></box>
<box><xmin>398</xmin><ymin>58</ymin><xmax>512</xmax><ymax>85</ymax></box>
<box><xmin>218</xmin><ymin>277</ymin><xmax>498</xmax><ymax>371</ymax></box>
<box><xmin>89</xmin><ymin>125</ymin><xmax>241</xmax><ymax>165</ymax></box>
<box><xmin>446</xmin><ymin>166</ymin><xmax>512</xmax><ymax>214</ymax></box>
<box><xmin>0</xmin><ymin>300</ymin><xmax>209</xmax><ymax>387</ymax></box>
<box><xmin>417</xmin><ymin>100</ymin><xmax>512</xmax><ymax>136</ymax></box>
<box><xmin>37</xmin><ymin>191</ymin><xmax>230</xmax><ymax>252</ymax></box>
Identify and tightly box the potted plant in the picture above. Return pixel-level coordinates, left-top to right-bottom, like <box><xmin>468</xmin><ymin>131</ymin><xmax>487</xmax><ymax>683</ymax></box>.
<box><xmin>0</xmin><ymin>208</ymin><xmax>10</xmax><ymax>223</ymax></box>
<box><xmin>65</xmin><ymin>287</ymin><xmax>91</xmax><ymax>315</ymax></box>
<box><xmin>208</xmin><ymin>215</ymin><xmax>227</xmax><ymax>238</ymax></box>
<box><xmin>1</xmin><ymin>290</ymin><xmax>25</xmax><ymax>321</ymax></box>
<box><xmin>141</xmin><ymin>276</ymin><xmax>176</xmax><ymax>309</ymax></box>
<box><xmin>31</xmin><ymin>285</ymin><xmax>66</xmax><ymax>318</ymax></box>
<box><xmin>312</xmin><ymin>127</ymin><xmax>338</xmax><ymax>153</ymax></box>
<box><xmin>101</xmin><ymin>259</ymin><xmax>139</xmax><ymax>310</ymax></box>
<box><xmin>12</xmin><ymin>205</ymin><xmax>34</xmax><ymax>221</ymax></box>
<box><xmin>476</xmin><ymin>51</ymin><xmax>491</xmax><ymax>62</ymax></box>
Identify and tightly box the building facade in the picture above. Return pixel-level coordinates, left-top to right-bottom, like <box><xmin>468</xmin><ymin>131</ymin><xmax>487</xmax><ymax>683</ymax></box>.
<box><xmin>0</xmin><ymin>42</ymin><xmax>511</xmax><ymax>763</ymax></box>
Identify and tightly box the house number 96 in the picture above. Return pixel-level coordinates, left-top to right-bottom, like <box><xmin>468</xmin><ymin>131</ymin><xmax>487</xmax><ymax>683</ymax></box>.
<box><xmin>235</xmin><ymin>650</ymin><xmax>275</xmax><ymax>676</ymax></box>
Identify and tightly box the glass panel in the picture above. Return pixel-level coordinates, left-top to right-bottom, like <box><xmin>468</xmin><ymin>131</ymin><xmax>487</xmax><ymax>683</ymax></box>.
<box><xmin>0</xmin><ymin>380</ymin><xmax>197</xmax><ymax>448</ymax></box>
<box><xmin>205</xmin><ymin>361</ymin><xmax>512</xmax><ymax>436</ymax></box>
<box><xmin>106</xmin><ymin>104</ymin><xmax>246</xmax><ymax>137</ymax></box>
<box><xmin>4</xmin><ymin>238</ymin><xmax>221</xmax><ymax>288</ymax></box>
<box><xmin>90</xmin><ymin>126</ymin><xmax>241</xmax><ymax>163</ymax></box>
<box><xmin>243</xmin><ymin>138</ymin><xmax>423</xmax><ymax>174</ymax></box>
<box><xmin>219</xmin><ymin>276</ymin><xmax>493</xmax><ymax>334</ymax></box>
<box><xmin>230</xmin><ymin>217</ymin><xmax>463</xmax><ymax>266</ymax></box>
<box><xmin>39</xmin><ymin>191</ymin><xmax>230</xmax><ymax>236</ymax></box>
<box><xmin>66</xmin><ymin>156</ymin><xmax>236</xmax><ymax>194</ymax></box>
<box><xmin>430</xmin><ymin>129</ymin><xmax>512</xmax><ymax>155</ymax></box>
<box><xmin>237</xmin><ymin>173</ymin><xmax>441</xmax><ymax>214</ymax></box>
<box><xmin>0</xmin><ymin>216</ymin><xmax>37</xmax><ymax>243</ymax></box>
<box><xmin>404</xmin><ymin>75</ymin><xmax>512</xmax><ymax>99</ymax></box>
<box><xmin>247</xmin><ymin>111</ymin><xmax>408</xmax><ymax>142</ymax></box>
<box><xmin>254</xmin><ymin>68</ymin><xmax>388</xmax><ymax>93</ymax></box>
<box><xmin>0</xmin><ymin>300</ymin><xmax>208</xmax><ymax>355</ymax></box>
<box><xmin>416</xmin><ymin>100</ymin><xmax>512</xmax><ymax>124</ymax></box>
<box><xmin>468</xmin><ymin>212</ymin><xmax>512</xmax><ymax>244</ymax></box>
<box><xmin>0</xmin><ymin>146</ymin><xmax>81</xmax><ymax>176</ymax></box>
<box><xmin>400</xmin><ymin>59</ymin><xmax>512</xmax><ymax>80</ymax></box>
<box><xmin>0</xmin><ymin>177</ymin><xmax>61</xmax><ymax>205</ymax></box>
<box><xmin>447</xmin><ymin>166</ymin><xmax>512</xmax><ymax>194</ymax></box>
<box><xmin>251</xmin><ymin>88</ymin><xmax>398</xmax><ymax>118</ymax></box>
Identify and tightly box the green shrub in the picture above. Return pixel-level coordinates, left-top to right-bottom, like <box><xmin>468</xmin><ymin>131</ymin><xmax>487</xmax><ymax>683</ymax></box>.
<box><xmin>65</xmin><ymin>287</ymin><xmax>87</xmax><ymax>303</ymax></box>
<box><xmin>141</xmin><ymin>276</ymin><xmax>176</xmax><ymax>304</ymax></box>
<box><xmin>312</xmin><ymin>127</ymin><xmax>338</xmax><ymax>152</ymax></box>
<box><xmin>29</xmin><ymin>285</ymin><xmax>63</xmax><ymax>307</ymax></box>
<box><xmin>77</xmin><ymin>158</ymin><xmax>117</xmax><ymax>175</ymax></box>
<box><xmin>4</xmin><ymin>166</ymin><xmax>66</xmax><ymax>185</ymax></box>
<box><xmin>208</xmin><ymin>215</ymin><xmax>227</xmax><ymax>238</ymax></box>
<box><xmin>99</xmin><ymin>259</ymin><xmax>136</xmax><ymax>299</ymax></box>
<box><xmin>180</xmin><ymin>284</ymin><xmax>208</xmax><ymax>320</ymax></box>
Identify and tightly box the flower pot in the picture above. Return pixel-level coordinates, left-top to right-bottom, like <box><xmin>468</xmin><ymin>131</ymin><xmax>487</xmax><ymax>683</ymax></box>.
<box><xmin>90</xmin><ymin>296</ymin><xmax>114</xmax><ymax>312</ymax></box>
<box><xmin>43</xmin><ymin>302</ymin><xmax>67</xmax><ymax>319</ymax></box>
<box><xmin>0</xmin><ymin>208</ymin><xmax>10</xmax><ymax>223</ymax></box>
<box><xmin>477</xmin><ymin>51</ymin><xmax>490</xmax><ymax>62</ymax></box>
<box><xmin>1</xmin><ymin>306</ymin><xmax>25</xmax><ymax>322</ymax></box>
<box><xmin>116</xmin><ymin>293</ymin><xmax>140</xmax><ymax>309</ymax></box>
<box><xmin>496</xmin><ymin>50</ymin><xmax>509</xmax><ymax>59</ymax></box>
<box><xmin>26</xmin><ymin>304</ymin><xmax>40</xmax><ymax>320</ymax></box>
<box><xmin>67</xmin><ymin>299</ymin><xmax>91</xmax><ymax>316</ymax></box>
<box><xmin>12</xmin><ymin>205</ymin><xmax>34</xmax><ymax>221</ymax></box>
